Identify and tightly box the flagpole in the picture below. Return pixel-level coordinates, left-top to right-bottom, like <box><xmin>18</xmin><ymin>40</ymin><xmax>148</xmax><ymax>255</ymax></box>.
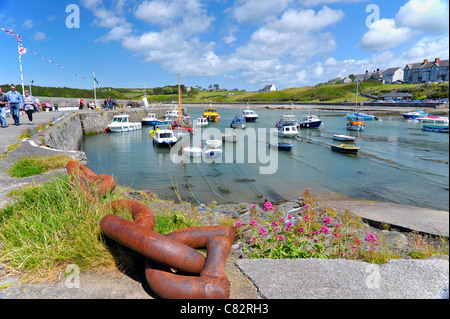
<box><xmin>18</xmin><ymin>43</ymin><xmax>25</xmax><ymax>95</ymax></box>
<box><xmin>93</xmin><ymin>72</ymin><xmax>97</xmax><ymax>107</ymax></box>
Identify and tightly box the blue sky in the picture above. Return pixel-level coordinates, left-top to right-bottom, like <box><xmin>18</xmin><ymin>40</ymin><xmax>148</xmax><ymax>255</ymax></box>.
<box><xmin>0</xmin><ymin>0</ymin><xmax>448</xmax><ymax>92</ymax></box>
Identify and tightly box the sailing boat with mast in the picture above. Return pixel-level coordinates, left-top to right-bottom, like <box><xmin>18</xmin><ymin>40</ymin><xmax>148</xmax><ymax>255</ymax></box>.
<box><xmin>345</xmin><ymin>81</ymin><xmax>377</xmax><ymax>121</ymax></box>
<box><xmin>171</xmin><ymin>73</ymin><xmax>194</xmax><ymax>138</ymax></box>
<box><xmin>346</xmin><ymin>81</ymin><xmax>365</xmax><ymax>131</ymax></box>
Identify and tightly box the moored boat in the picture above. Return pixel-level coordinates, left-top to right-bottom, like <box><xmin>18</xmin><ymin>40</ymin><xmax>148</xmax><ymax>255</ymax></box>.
<box><xmin>142</xmin><ymin>113</ymin><xmax>168</xmax><ymax>126</ymax></box>
<box><xmin>275</xmin><ymin>124</ymin><xmax>299</xmax><ymax>137</ymax></box>
<box><xmin>203</xmin><ymin>106</ymin><xmax>220</xmax><ymax>122</ymax></box>
<box><xmin>332</xmin><ymin>134</ymin><xmax>356</xmax><ymax>141</ymax></box>
<box><xmin>276</xmin><ymin>114</ymin><xmax>298</xmax><ymax>128</ymax></box>
<box><xmin>230</xmin><ymin>115</ymin><xmax>247</xmax><ymax>129</ymax></box>
<box><xmin>422</xmin><ymin>117</ymin><xmax>449</xmax><ymax>133</ymax></box>
<box><xmin>221</xmin><ymin>132</ymin><xmax>237</xmax><ymax>143</ymax></box>
<box><xmin>150</xmin><ymin>126</ymin><xmax>178</xmax><ymax>147</ymax></box>
<box><xmin>402</xmin><ymin>110</ymin><xmax>426</xmax><ymax>119</ymax></box>
<box><xmin>346</xmin><ymin>117</ymin><xmax>364</xmax><ymax>131</ymax></box>
<box><xmin>331</xmin><ymin>144</ymin><xmax>360</xmax><ymax>154</ymax></box>
<box><xmin>346</xmin><ymin>112</ymin><xmax>377</xmax><ymax>121</ymax></box>
<box><xmin>196</xmin><ymin>117</ymin><xmax>210</xmax><ymax>127</ymax></box>
<box><xmin>299</xmin><ymin>114</ymin><xmax>322</xmax><ymax>128</ymax></box>
<box><xmin>242</xmin><ymin>107</ymin><xmax>259</xmax><ymax>122</ymax></box>
<box><xmin>106</xmin><ymin>114</ymin><xmax>142</xmax><ymax>132</ymax></box>
<box><xmin>269</xmin><ymin>142</ymin><xmax>294</xmax><ymax>151</ymax></box>
<box><xmin>183</xmin><ymin>146</ymin><xmax>203</xmax><ymax>158</ymax></box>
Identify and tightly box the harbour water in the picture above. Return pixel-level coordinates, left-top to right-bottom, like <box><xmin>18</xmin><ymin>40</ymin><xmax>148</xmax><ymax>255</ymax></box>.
<box><xmin>80</xmin><ymin>107</ymin><xmax>449</xmax><ymax>211</ymax></box>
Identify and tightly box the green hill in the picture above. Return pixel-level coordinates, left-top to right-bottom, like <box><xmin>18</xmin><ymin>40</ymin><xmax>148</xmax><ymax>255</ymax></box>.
<box><xmin>1</xmin><ymin>81</ymin><xmax>447</xmax><ymax>103</ymax></box>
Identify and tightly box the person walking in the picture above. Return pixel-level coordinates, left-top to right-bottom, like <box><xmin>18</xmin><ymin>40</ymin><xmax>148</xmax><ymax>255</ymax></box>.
<box><xmin>6</xmin><ymin>84</ymin><xmax>23</xmax><ymax>126</ymax></box>
<box><xmin>23</xmin><ymin>90</ymin><xmax>37</xmax><ymax>125</ymax></box>
<box><xmin>0</xmin><ymin>88</ymin><xmax>8</xmax><ymax>128</ymax></box>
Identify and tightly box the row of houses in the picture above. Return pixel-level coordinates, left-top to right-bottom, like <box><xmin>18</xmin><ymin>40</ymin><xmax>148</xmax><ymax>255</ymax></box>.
<box><xmin>330</xmin><ymin>57</ymin><xmax>449</xmax><ymax>84</ymax></box>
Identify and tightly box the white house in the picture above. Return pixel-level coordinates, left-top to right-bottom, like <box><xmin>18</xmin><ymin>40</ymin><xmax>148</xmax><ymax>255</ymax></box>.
<box><xmin>258</xmin><ymin>84</ymin><xmax>277</xmax><ymax>93</ymax></box>
<box><xmin>382</xmin><ymin>67</ymin><xmax>404</xmax><ymax>83</ymax></box>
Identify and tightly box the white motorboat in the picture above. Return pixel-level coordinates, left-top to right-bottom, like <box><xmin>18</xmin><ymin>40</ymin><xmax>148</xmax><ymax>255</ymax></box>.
<box><xmin>203</xmin><ymin>139</ymin><xmax>223</xmax><ymax>158</ymax></box>
<box><xmin>276</xmin><ymin>114</ymin><xmax>298</xmax><ymax>128</ymax></box>
<box><xmin>150</xmin><ymin>126</ymin><xmax>178</xmax><ymax>146</ymax></box>
<box><xmin>106</xmin><ymin>114</ymin><xmax>142</xmax><ymax>132</ymax></box>
<box><xmin>242</xmin><ymin>107</ymin><xmax>259</xmax><ymax>122</ymax></box>
<box><xmin>332</xmin><ymin>134</ymin><xmax>356</xmax><ymax>141</ymax></box>
<box><xmin>196</xmin><ymin>117</ymin><xmax>210</xmax><ymax>127</ymax></box>
<box><xmin>274</xmin><ymin>124</ymin><xmax>298</xmax><ymax>137</ymax></box>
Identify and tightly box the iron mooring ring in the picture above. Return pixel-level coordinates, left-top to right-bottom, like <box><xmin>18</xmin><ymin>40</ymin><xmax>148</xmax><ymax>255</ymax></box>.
<box><xmin>100</xmin><ymin>199</ymin><xmax>236</xmax><ymax>299</ymax></box>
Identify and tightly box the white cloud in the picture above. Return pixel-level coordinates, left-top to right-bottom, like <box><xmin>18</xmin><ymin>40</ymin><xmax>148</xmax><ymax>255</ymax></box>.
<box><xmin>23</xmin><ymin>19</ymin><xmax>33</xmax><ymax>29</ymax></box>
<box><xmin>231</xmin><ymin>0</ymin><xmax>294</xmax><ymax>24</ymax></box>
<box><xmin>396</xmin><ymin>0</ymin><xmax>449</xmax><ymax>34</ymax></box>
<box><xmin>268</xmin><ymin>6</ymin><xmax>345</xmax><ymax>32</ymax></box>
<box><xmin>358</xmin><ymin>19</ymin><xmax>419</xmax><ymax>52</ymax></box>
<box><xmin>298</xmin><ymin>0</ymin><xmax>364</xmax><ymax>6</ymax></box>
<box><xmin>32</xmin><ymin>31</ymin><xmax>47</xmax><ymax>41</ymax></box>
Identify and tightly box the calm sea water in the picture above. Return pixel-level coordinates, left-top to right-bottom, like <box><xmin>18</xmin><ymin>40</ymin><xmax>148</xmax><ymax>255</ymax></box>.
<box><xmin>80</xmin><ymin>107</ymin><xmax>449</xmax><ymax>211</ymax></box>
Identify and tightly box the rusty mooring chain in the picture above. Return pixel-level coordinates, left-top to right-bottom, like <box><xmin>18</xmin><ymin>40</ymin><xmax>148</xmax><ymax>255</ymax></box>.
<box><xmin>101</xmin><ymin>199</ymin><xmax>236</xmax><ymax>299</ymax></box>
<box><xmin>65</xmin><ymin>161</ymin><xmax>116</xmax><ymax>199</ymax></box>
<box><xmin>65</xmin><ymin>162</ymin><xmax>235</xmax><ymax>299</ymax></box>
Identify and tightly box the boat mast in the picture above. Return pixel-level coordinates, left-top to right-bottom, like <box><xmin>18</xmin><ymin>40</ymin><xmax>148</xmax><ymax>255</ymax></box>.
<box><xmin>178</xmin><ymin>73</ymin><xmax>182</xmax><ymax>124</ymax></box>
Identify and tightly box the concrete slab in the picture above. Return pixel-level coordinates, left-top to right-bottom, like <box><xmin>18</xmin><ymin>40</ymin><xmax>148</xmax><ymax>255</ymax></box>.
<box><xmin>236</xmin><ymin>258</ymin><xmax>449</xmax><ymax>299</ymax></box>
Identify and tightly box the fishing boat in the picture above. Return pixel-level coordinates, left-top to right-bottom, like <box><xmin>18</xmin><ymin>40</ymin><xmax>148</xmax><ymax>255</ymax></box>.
<box><xmin>276</xmin><ymin>114</ymin><xmax>298</xmax><ymax>128</ymax></box>
<box><xmin>422</xmin><ymin>117</ymin><xmax>449</xmax><ymax>133</ymax></box>
<box><xmin>331</xmin><ymin>144</ymin><xmax>360</xmax><ymax>154</ymax></box>
<box><xmin>203</xmin><ymin>106</ymin><xmax>220</xmax><ymax>122</ymax></box>
<box><xmin>299</xmin><ymin>114</ymin><xmax>322</xmax><ymax>128</ymax></box>
<box><xmin>196</xmin><ymin>117</ymin><xmax>210</xmax><ymax>127</ymax></box>
<box><xmin>242</xmin><ymin>107</ymin><xmax>259</xmax><ymax>122</ymax></box>
<box><xmin>275</xmin><ymin>123</ymin><xmax>299</xmax><ymax>137</ymax></box>
<box><xmin>106</xmin><ymin>114</ymin><xmax>142</xmax><ymax>132</ymax></box>
<box><xmin>221</xmin><ymin>132</ymin><xmax>237</xmax><ymax>143</ymax></box>
<box><xmin>332</xmin><ymin>134</ymin><xmax>356</xmax><ymax>141</ymax></box>
<box><xmin>346</xmin><ymin>112</ymin><xmax>377</xmax><ymax>121</ymax></box>
<box><xmin>402</xmin><ymin>110</ymin><xmax>426</xmax><ymax>119</ymax></box>
<box><xmin>150</xmin><ymin>126</ymin><xmax>178</xmax><ymax>147</ymax></box>
<box><xmin>346</xmin><ymin>117</ymin><xmax>364</xmax><ymax>131</ymax></box>
<box><xmin>269</xmin><ymin>142</ymin><xmax>294</xmax><ymax>151</ymax></box>
<box><xmin>230</xmin><ymin>115</ymin><xmax>247</xmax><ymax>129</ymax></box>
<box><xmin>141</xmin><ymin>113</ymin><xmax>167</xmax><ymax>126</ymax></box>
<box><xmin>164</xmin><ymin>107</ymin><xmax>180</xmax><ymax>121</ymax></box>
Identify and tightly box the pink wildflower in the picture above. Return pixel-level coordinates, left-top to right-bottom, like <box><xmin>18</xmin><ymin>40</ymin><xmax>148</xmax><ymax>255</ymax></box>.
<box><xmin>250</xmin><ymin>237</ymin><xmax>257</xmax><ymax>243</ymax></box>
<box><xmin>287</xmin><ymin>215</ymin><xmax>292</xmax><ymax>219</ymax></box>
<box><xmin>259</xmin><ymin>227</ymin><xmax>268</xmax><ymax>235</ymax></box>
<box><xmin>304</xmin><ymin>215</ymin><xmax>310</xmax><ymax>220</ymax></box>
<box><xmin>234</xmin><ymin>221</ymin><xmax>242</xmax><ymax>228</ymax></box>
<box><xmin>333</xmin><ymin>232</ymin><xmax>340</xmax><ymax>238</ymax></box>
<box><xmin>297</xmin><ymin>227</ymin><xmax>305</xmax><ymax>233</ymax></box>
<box><xmin>320</xmin><ymin>225</ymin><xmax>330</xmax><ymax>234</ymax></box>
<box><xmin>365</xmin><ymin>233</ymin><xmax>378</xmax><ymax>245</ymax></box>
<box><xmin>271</xmin><ymin>221</ymin><xmax>278</xmax><ymax>226</ymax></box>
<box><xmin>277</xmin><ymin>235</ymin><xmax>283</xmax><ymax>241</ymax></box>
<box><xmin>146</xmin><ymin>190</ymin><xmax>152</xmax><ymax>194</ymax></box>
<box><xmin>279</xmin><ymin>217</ymin><xmax>285</xmax><ymax>223</ymax></box>
<box><xmin>263</xmin><ymin>201</ymin><xmax>273</xmax><ymax>211</ymax></box>
<box><xmin>249</xmin><ymin>220</ymin><xmax>257</xmax><ymax>226</ymax></box>
<box><xmin>323</xmin><ymin>217</ymin><xmax>331</xmax><ymax>225</ymax></box>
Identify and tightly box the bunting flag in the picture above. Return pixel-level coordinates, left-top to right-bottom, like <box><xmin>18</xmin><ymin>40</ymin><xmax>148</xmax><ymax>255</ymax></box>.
<box><xmin>1</xmin><ymin>27</ymin><xmax>89</xmax><ymax>80</ymax></box>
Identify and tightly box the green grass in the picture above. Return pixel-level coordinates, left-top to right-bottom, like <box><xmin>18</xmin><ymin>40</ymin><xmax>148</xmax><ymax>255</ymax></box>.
<box><xmin>8</xmin><ymin>155</ymin><xmax>74</xmax><ymax>178</ymax></box>
<box><xmin>0</xmin><ymin>175</ymin><xmax>204</xmax><ymax>281</ymax></box>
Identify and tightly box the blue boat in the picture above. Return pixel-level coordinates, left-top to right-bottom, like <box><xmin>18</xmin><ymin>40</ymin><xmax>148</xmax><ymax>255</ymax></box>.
<box><xmin>230</xmin><ymin>115</ymin><xmax>247</xmax><ymax>129</ymax></box>
<box><xmin>269</xmin><ymin>142</ymin><xmax>294</xmax><ymax>151</ymax></box>
<box><xmin>346</xmin><ymin>112</ymin><xmax>377</xmax><ymax>121</ymax></box>
<box><xmin>401</xmin><ymin>110</ymin><xmax>426</xmax><ymax>119</ymax></box>
<box><xmin>299</xmin><ymin>114</ymin><xmax>322</xmax><ymax>128</ymax></box>
<box><xmin>142</xmin><ymin>113</ymin><xmax>169</xmax><ymax>126</ymax></box>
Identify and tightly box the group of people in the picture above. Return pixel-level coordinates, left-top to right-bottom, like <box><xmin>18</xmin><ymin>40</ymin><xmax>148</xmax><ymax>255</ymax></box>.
<box><xmin>0</xmin><ymin>84</ymin><xmax>40</xmax><ymax>128</ymax></box>
<box><xmin>103</xmin><ymin>97</ymin><xmax>117</xmax><ymax>110</ymax></box>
